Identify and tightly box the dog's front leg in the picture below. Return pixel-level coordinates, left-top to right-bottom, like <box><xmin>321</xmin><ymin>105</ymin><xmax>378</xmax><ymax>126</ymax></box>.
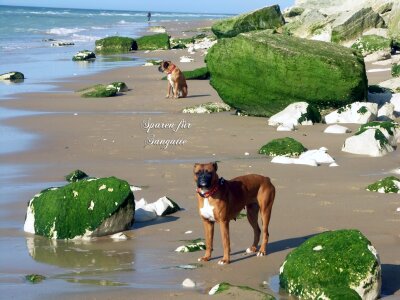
<box><xmin>173</xmin><ymin>82</ymin><xmax>179</xmax><ymax>98</ymax></box>
<box><xmin>219</xmin><ymin>221</ymin><xmax>230</xmax><ymax>265</ymax></box>
<box><xmin>198</xmin><ymin>218</ymin><xmax>214</xmax><ymax>262</ymax></box>
<box><xmin>166</xmin><ymin>82</ymin><xmax>172</xmax><ymax>98</ymax></box>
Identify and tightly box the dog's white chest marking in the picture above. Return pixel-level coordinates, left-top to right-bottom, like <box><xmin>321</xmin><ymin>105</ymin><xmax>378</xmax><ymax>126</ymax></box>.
<box><xmin>167</xmin><ymin>74</ymin><xmax>175</xmax><ymax>90</ymax></box>
<box><xmin>200</xmin><ymin>198</ymin><xmax>215</xmax><ymax>222</ymax></box>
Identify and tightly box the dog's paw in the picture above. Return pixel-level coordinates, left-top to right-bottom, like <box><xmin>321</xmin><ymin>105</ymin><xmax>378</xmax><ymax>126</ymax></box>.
<box><xmin>198</xmin><ymin>256</ymin><xmax>210</xmax><ymax>262</ymax></box>
<box><xmin>257</xmin><ymin>251</ymin><xmax>266</xmax><ymax>257</ymax></box>
<box><xmin>217</xmin><ymin>259</ymin><xmax>229</xmax><ymax>265</ymax></box>
<box><xmin>246</xmin><ymin>247</ymin><xmax>257</xmax><ymax>254</ymax></box>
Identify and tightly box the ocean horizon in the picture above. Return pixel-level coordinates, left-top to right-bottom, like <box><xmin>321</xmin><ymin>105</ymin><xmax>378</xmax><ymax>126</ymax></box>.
<box><xmin>0</xmin><ymin>5</ymin><xmax>229</xmax><ymax>98</ymax></box>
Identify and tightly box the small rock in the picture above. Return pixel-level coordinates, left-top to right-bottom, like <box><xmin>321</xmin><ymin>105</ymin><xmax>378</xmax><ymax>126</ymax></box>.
<box><xmin>182</xmin><ymin>278</ymin><xmax>196</xmax><ymax>288</ymax></box>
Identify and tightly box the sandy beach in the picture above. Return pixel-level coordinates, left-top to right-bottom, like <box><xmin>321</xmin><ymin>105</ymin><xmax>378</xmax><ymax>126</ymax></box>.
<box><xmin>1</xmin><ymin>18</ymin><xmax>400</xmax><ymax>299</ymax></box>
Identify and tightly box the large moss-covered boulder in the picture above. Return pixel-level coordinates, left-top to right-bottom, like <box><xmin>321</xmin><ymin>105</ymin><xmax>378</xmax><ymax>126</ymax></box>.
<box><xmin>95</xmin><ymin>36</ymin><xmax>137</xmax><ymax>54</ymax></box>
<box><xmin>211</xmin><ymin>5</ymin><xmax>285</xmax><ymax>39</ymax></box>
<box><xmin>279</xmin><ymin>229</ymin><xmax>381</xmax><ymax>300</ymax></box>
<box><xmin>331</xmin><ymin>7</ymin><xmax>385</xmax><ymax>44</ymax></box>
<box><xmin>366</xmin><ymin>176</ymin><xmax>400</xmax><ymax>193</ymax></box>
<box><xmin>259</xmin><ymin>137</ymin><xmax>307</xmax><ymax>157</ymax></box>
<box><xmin>351</xmin><ymin>35</ymin><xmax>392</xmax><ymax>56</ymax></box>
<box><xmin>23</xmin><ymin>177</ymin><xmax>135</xmax><ymax>239</ymax></box>
<box><xmin>0</xmin><ymin>71</ymin><xmax>24</xmax><ymax>81</ymax></box>
<box><xmin>206</xmin><ymin>31</ymin><xmax>367</xmax><ymax>117</ymax></box>
<box><xmin>136</xmin><ymin>33</ymin><xmax>170</xmax><ymax>50</ymax></box>
<box><xmin>72</xmin><ymin>50</ymin><xmax>96</xmax><ymax>61</ymax></box>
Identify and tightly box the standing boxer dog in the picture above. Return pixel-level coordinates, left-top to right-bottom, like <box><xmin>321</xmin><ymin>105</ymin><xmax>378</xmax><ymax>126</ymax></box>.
<box><xmin>158</xmin><ymin>60</ymin><xmax>188</xmax><ymax>99</ymax></box>
<box><xmin>193</xmin><ymin>162</ymin><xmax>275</xmax><ymax>265</ymax></box>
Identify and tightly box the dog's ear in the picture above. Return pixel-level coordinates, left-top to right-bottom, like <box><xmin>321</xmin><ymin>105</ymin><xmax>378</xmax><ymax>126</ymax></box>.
<box><xmin>213</xmin><ymin>162</ymin><xmax>218</xmax><ymax>171</ymax></box>
<box><xmin>193</xmin><ymin>163</ymin><xmax>200</xmax><ymax>173</ymax></box>
<box><xmin>163</xmin><ymin>61</ymin><xmax>170</xmax><ymax>69</ymax></box>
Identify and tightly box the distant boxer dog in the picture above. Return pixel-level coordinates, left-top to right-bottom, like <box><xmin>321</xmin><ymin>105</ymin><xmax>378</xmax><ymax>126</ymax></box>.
<box><xmin>193</xmin><ymin>162</ymin><xmax>275</xmax><ymax>265</ymax></box>
<box><xmin>158</xmin><ymin>60</ymin><xmax>188</xmax><ymax>99</ymax></box>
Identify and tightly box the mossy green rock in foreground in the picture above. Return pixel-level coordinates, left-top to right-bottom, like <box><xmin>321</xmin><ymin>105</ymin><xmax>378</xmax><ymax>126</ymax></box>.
<box><xmin>211</xmin><ymin>5</ymin><xmax>285</xmax><ymax>38</ymax></box>
<box><xmin>366</xmin><ymin>176</ymin><xmax>400</xmax><ymax>193</ymax></box>
<box><xmin>209</xmin><ymin>282</ymin><xmax>275</xmax><ymax>299</ymax></box>
<box><xmin>136</xmin><ymin>33</ymin><xmax>170</xmax><ymax>50</ymax></box>
<box><xmin>259</xmin><ymin>137</ymin><xmax>306</xmax><ymax>157</ymax></box>
<box><xmin>0</xmin><ymin>71</ymin><xmax>24</xmax><ymax>81</ymax></box>
<box><xmin>23</xmin><ymin>177</ymin><xmax>135</xmax><ymax>239</ymax></box>
<box><xmin>95</xmin><ymin>36</ymin><xmax>137</xmax><ymax>54</ymax></box>
<box><xmin>279</xmin><ymin>229</ymin><xmax>381</xmax><ymax>300</ymax></box>
<box><xmin>206</xmin><ymin>31</ymin><xmax>367</xmax><ymax>117</ymax></box>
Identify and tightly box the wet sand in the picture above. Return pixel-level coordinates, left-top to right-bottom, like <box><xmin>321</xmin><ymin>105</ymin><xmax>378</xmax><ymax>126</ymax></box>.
<box><xmin>1</xmin><ymin>20</ymin><xmax>400</xmax><ymax>299</ymax></box>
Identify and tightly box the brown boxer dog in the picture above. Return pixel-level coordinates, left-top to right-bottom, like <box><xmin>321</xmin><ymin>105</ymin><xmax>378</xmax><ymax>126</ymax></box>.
<box><xmin>193</xmin><ymin>162</ymin><xmax>275</xmax><ymax>265</ymax></box>
<box><xmin>158</xmin><ymin>60</ymin><xmax>188</xmax><ymax>99</ymax></box>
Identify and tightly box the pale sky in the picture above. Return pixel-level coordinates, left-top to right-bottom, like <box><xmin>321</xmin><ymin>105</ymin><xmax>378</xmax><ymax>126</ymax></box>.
<box><xmin>0</xmin><ymin>0</ymin><xmax>295</xmax><ymax>14</ymax></box>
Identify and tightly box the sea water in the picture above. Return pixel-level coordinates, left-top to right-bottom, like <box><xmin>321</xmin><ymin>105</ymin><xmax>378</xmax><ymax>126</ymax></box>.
<box><xmin>0</xmin><ymin>5</ymin><xmax>229</xmax><ymax>98</ymax></box>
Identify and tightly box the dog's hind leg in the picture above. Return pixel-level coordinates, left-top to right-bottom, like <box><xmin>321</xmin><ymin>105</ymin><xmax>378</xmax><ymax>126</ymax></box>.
<box><xmin>182</xmin><ymin>84</ymin><xmax>188</xmax><ymax>98</ymax></box>
<box><xmin>258</xmin><ymin>184</ymin><xmax>275</xmax><ymax>256</ymax></box>
<box><xmin>245</xmin><ymin>202</ymin><xmax>261</xmax><ymax>254</ymax></box>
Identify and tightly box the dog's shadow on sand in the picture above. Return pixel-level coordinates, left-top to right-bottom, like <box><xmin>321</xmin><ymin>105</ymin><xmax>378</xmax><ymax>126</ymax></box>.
<box><xmin>185</xmin><ymin>94</ymin><xmax>211</xmax><ymax>98</ymax></box>
<box><xmin>211</xmin><ymin>234</ymin><xmax>316</xmax><ymax>264</ymax></box>
<box><xmin>132</xmin><ymin>216</ymin><xmax>179</xmax><ymax>229</ymax></box>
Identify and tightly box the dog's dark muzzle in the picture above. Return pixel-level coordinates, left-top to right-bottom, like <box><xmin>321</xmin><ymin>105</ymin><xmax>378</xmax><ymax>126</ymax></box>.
<box><xmin>196</xmin><ymin>171</ymin><xmax>213</xmax><ymax>189</ymax></box>
<box><xmin>158</xmin><ymin>65</ymin><xmax>164</xmax><ymax>73</ymax></box>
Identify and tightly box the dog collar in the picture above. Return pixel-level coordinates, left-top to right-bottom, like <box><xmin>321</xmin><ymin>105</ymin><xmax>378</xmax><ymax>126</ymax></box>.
<box><xmin>197</xmin><ymin>178</ymin><xmax>225</xmax><ymax>198</ymax></box>
<box><xmin>167</xmin><ymin>65</ymin><xmax>176</xmax><ymax>74</ymax></box>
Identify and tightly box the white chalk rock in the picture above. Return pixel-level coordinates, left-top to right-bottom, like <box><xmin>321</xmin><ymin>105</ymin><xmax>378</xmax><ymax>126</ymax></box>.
<box><xmin>277</xmin><ymin>124</ymin><xmax>296</xmax><ymax>131</ymax></box>
<box><xmin>342</xmin><ymin>129</ymin><xmax>394</xmax><ymax>157</ymax></box>
<box><xmin>377</xmin><ymin>102</ymin><xmax>395</xmax><ymax>121</ymax></box>
<box><xmin>134</xmin><ymin>198</ymin><xmax>157</xmax><ymax>222</ymax></box>
<box><xmin>271</xmin><ymin>156</ymin><xmax>318</xmax><ymax>167</ymax></box>
<box><xmin>268</xmin><ymin>102</ymin><xmax>316</xmax><ymax>127</ymax></box>
<box><xmin>180</xmin><ymin>56</ymin><xmax>194</xmax><ymax>63</ymax></box>
<box><xmin>390</xmin><ymin>94</ymin><xmax>400</xmax><ymax>115</ymax></box>
<box><xmin>364</xmin><ymin>50</ymin><xmax>391</xmax><ymax>63</ymax></box>
<box><xmin>379</xmin><ymin>77</ymin><xmax>400</xmax><ymax>92</ymax></box>
<box><xmin>299</xmin><ymin>148</ymin><xmax>335</xmax><ymax>164</ymax></box>
<box><xmin>193</xmin><ymin>37</ymin><xmax>217</xmax><ymax>50</ymax></box>
<box><xmin>324</xmin><ymin>102</ymin><xmax>378</xmax><ymax>124</ymax></box>
<box><xmin>324</xmin><ymin>124</ymin><xmax>351</xmax><ymax>134</ymax></box>
<box><xmin>182</xmin><ymin>278</ymin><xmax>196</xmax><ymax>288</ymax></box>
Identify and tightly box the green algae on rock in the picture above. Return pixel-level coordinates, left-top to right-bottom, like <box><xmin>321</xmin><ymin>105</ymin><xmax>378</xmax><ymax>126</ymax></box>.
<box><xmin>162</xmin><ymin>67</ymin><xmax>210</xmax><ymax>81</ymax></box>
<box><xmin>182</xmin><ymin>102</ymin><xmax>231</xmax><ymax>114</ymax></box>
<box><xmin>25</xmin><ymin>274</ymin><xmax>46</xmax><ymax>284</ymax></box>
<box><xmin>259</xmin><ymin>137</ymin><xmax>306</xmax><ymax>157</ymax></box>
<box><xmin>206</xmin><ymin>30</ymin><xmax>367</xmax><ymax>117</ymax></box>
<box><xmin>80</xmin><ymin>84</ymin><xmax>118</xmax><ymax>98</ymax></box>
<box><xmin>208</xmin><ymin>282</ymin><xmax>275</xmax><ymax>299</ymax></box>
<box><xmin>279</xmin><ymin>229</ymin><xmax>381</xmax><ymax>300</ymax></box>
<box><xmin>72</xmin><ymin>50</ymin><xmax>96</xmax><ymax>61</ymax></box>
<box><xmin>110</xmin><ymin>81</ymin><xmax>128</xmax><ymax>92</ymax></box>
<box><xmin>211</xmin><ymin>5</ymin><xmax>285</xmax><ymax>39</ymax></box>
<box><xmin>392</xmin><ymin>63</ymin><xmax>400</xmax><ymax>77</ymax></box>
<box><xmin>175</xmin><ymin>240</ymin><xmax>206</xmax><ymax>253</ymax></box>
<box><xmin>65</xmin><ymin>169</ymin><xmax>88</xmax><ymax>182</ymax></box>
<box><xmin>136</xmin><ymin>33</ymin><xmax>170</xmax><ymax>50</ymax></box>
<box><xmin>351</xmin><ymin>35</ymin><xmax>392</xmax><ymax>56</ymax></box>
<box><xmin>95</xmin><ymin>36</ymin><xmax>137</xmax><ymax>54</ymax></box>
<box><xmin>23</xmin><ymin>177</ymin><xmax>135</xmax><ymax>239</ymax></box>
<box><xmin>366</xmin><ymin>176</ymin><xmax>400</xmax><ymax>193</ymax></box>
<box><xmin>331</xmin><ymin>7</ymin><xmax>385</xmax><ymax>44</ymax></box>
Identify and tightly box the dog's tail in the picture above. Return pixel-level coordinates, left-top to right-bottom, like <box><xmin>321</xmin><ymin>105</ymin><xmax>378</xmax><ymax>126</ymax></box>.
<box><xmin>182</xmin><ymin>84</ymin><xmax>188</xmax><ymax>98</ymax></box>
